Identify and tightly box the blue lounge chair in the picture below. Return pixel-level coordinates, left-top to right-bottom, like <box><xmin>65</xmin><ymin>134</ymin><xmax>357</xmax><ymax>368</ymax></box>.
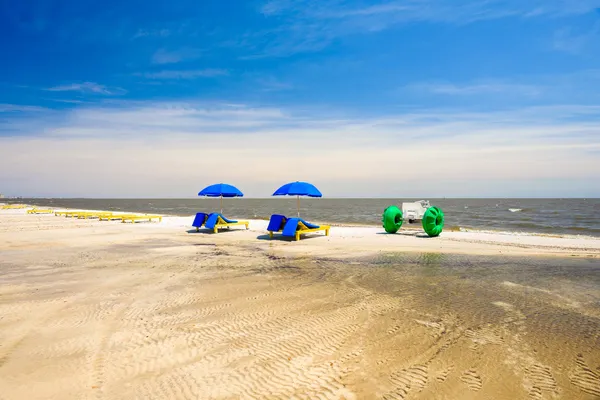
<box><xmin>267</xmin><ymin>214</ymin><xmax>288</xmax><ymax>238</ymax></box>
<box><xmin>192</xmin><ymin>212</ymin><xmax>209</xmax><ymax>231</ymax></box>
<box><xmin>281</xmin><ymin>217</ymin><xmax>330</xmax><ymax>241</ymax></box>
<box><xmin>204</xmin><ymin>213</ymin><xmax>249</xmax><ymax>233</ymax></box>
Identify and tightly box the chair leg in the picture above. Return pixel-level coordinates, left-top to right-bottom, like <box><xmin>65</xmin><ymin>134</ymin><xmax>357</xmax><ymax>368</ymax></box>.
<box><xmin>269</xmin><ymin>232</ymin><xmax>273</xmax><ymax>239</ymax></box>
<box><xmin>295</xmin><ymin>232</ymin><xmax>300</xmax><ymax>241</ymax></box>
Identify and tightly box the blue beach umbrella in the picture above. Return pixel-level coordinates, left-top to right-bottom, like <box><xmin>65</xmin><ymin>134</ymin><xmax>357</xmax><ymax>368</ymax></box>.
<box><xmin>272</xmin><ymin>181</ymin><xmax>322</xmax><ymax>217</ymax></box>
<box><xmin>198</xmin><ymin>183</ymin><xmax>244</xmax><ymax>214</ymax></box>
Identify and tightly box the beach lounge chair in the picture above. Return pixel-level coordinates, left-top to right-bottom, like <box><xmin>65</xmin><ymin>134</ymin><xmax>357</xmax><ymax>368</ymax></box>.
<box><xmin>77</xmin><ymin>212</ymin><xmax>115</xmax><ymax>219</ymax></box>
<box><xmin>27</xmin><ymin>208</ymin><xmax>54</xmax><ymax>214</ymax></box>
<box><xmin>76</xmin><ymin>212</ymin><xmax>98</xmax><ymax>219</ymax></box>
<box><xmin>121</xmin><ymin>215</ymin><xmax>162</xmax><ymax>223</ymax></box>
<box><xmin>1</xmin><ymin>204</ymin><xmax>27</xmax><ymax>209</ymax></box>
<box><xmin>62</xmin><ymin>211</ymin><xmax>83</xmax><ymax>218</ymax></box>
<box><xmin>71</xmin><ymin>211</ymin><xmax>97</xmax><ymax>218</ymax></box>
<box><xmin>59</xmin><ymin>210</ymin><xmax>105</xmax><ymax>218</ymax></box>
<box><xmin>98</xmin><ymin>214</ymin><xmax>129</xmax><ymax>221</ymax></box>
<box><xmin>267</xmin><ymin>214</ymin><xmax>288</xmax><ymax>238</ymax></box>
<box><xmin>192</xmin><ymin>212</ymin><xmax>209</xmax><ymax>231</ymax></box>
<box><xmin>204</xmin><ymin>213</ymin><xmax>249</xmax><ymax>233</ymax></box>
<box><xmin>281</xmin><ymin>218</ymin><xmax>330</xmax><ymax>241</ymax></box>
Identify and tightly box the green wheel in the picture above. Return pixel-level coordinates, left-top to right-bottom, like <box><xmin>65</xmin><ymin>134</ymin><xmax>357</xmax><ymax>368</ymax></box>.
<box><xmin>382</xmin><ymin>206</ymin><xmax>403</xmax><ymax>234</ymax></box>
<box><xmin>422</xmin><ymin>206</ymin><xmax>444</xmax><ymax>237</ymax></box>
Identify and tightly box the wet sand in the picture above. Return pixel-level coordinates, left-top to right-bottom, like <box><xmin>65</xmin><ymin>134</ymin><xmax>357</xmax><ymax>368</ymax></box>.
<box><xmin>1</xmin><ymin>210</ymin><xmax>599</xmax><ymax>399</ymax></box>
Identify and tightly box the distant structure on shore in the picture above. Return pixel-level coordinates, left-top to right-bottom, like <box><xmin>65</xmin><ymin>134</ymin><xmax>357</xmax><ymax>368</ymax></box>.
<box><xmin>0</xmin><ymin>193</ymin><xmax>4</xmax><ymax>199</ymax></box>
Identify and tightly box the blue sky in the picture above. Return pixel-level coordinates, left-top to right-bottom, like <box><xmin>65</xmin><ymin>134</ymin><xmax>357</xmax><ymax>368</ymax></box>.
<box><xmin>1</xmin><ymin>0</ymin><xmax>599</xmax><ymax>197</ymax></box>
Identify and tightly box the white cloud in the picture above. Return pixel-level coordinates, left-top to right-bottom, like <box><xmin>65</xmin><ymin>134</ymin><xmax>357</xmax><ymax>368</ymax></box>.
<box><xmin>135</xmin><ymin>69</ymin><xmax>228</xmax><ymax>79</ymax></box>
<box><xmin>251</xmin><ymin>0</ymin><xmax>600</xmax><ymax>56</ymax></box>
<box><xmin>553</xmin><ymin>22</ymin><xmax>600</xmax><ymax>54</ymax></box>
<box><xmin>152</xmin><ymin>47</ymin><xmax>203</xmax><ymax>64</ymax></box>
<box><xmin>1</xmin><ymin>101</ymin><xmax>599</xmax><ymax>197</ymax></box>
<box><xmin>50</xmin><ymin>99</ymin><xmax>86</xmax><ymax>104</ymax></box>
<box><xmin>403</xmin><ymin>71</ymin><xmax>600</xmax><ymax>102</ymax></box>
<box><xmin>0</xmin><ymin>104</ymin><xmax>48</xmax><ymax>112</ymax></box>
<box><xmin>133</xmin><ymin>28</ymin><xmax>171</xmax><ymax>39</ymax></box>
<box><xmin>263</xmin><ymin>0</ymin><xmax>599</xmax><ymax>21</ymax></box>
<box><xmin>257</xmin><ymin>77</ymin><xmax>294</xmax><ymax>91</ymax></box>
<box><xmin>408</xmin><ymin>82</ymin><xmax>542</xmax><ymax>96</ymax></box>
<box><xmin>45</xmin><ymin>82</ymin><xmax>126</xmax><ymax>95</ymax></box>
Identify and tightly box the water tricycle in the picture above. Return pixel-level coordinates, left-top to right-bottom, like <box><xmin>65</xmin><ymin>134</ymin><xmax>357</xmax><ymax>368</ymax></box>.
<box><xmin>382</xmin><ymin>200</ymin><xmax>445</xmax><ymax>237</ymax></box>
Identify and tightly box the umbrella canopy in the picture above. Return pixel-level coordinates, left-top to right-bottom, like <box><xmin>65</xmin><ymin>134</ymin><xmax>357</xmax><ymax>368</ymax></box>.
<box><xmin>198</xmin><ymin>183</ymin><xmax>244</xmax><ymax>198</ymax></box>
<box><xmin>272</xmin><ymin>181</ymin><xmax>322</xmax><ymax>217</ymax></box>
<box><xmin>272</xmin><ymin>181</ymin><xmax>322</xmax><ymax>197</ymax></box>
<box><xmin>198</xmin><ymin>183</ymin><xmax>243</xmax><ymax>214</ymax></box>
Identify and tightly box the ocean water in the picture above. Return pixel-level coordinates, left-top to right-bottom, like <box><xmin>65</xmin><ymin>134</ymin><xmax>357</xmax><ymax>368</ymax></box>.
<box><xmin>7</xmin><ymin>198</ymin><xmax>600</xmax><ymax>237</ymax></box>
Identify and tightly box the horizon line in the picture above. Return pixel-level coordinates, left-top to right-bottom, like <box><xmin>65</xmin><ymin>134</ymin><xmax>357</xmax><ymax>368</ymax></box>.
<box><xmin>3</xmin><ymin>196</ymin><xmax>598</xmax><ymax>200</ymax></box>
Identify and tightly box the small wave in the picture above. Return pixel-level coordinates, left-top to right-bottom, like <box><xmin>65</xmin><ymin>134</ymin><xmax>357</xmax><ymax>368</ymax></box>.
<box><xmin>508</xmin><ymin>208</ymin><xmax>522</xmax><ymax>213</ymax></box>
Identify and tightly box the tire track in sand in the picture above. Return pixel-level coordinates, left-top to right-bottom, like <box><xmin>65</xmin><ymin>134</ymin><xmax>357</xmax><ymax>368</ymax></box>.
<box><xmin>525</xmin><ymin>363</ymin><xmax>558</xmax><ymax>399</ymax></box>
<box><xmin>569</xmin><ymin>354</ymin><xmax>600</xmax><ymax>397</ymax></box>
<box><xmin>460</xmin><ymin>369</ymin><xmax>483</xmax><ymax>391</ymax></box>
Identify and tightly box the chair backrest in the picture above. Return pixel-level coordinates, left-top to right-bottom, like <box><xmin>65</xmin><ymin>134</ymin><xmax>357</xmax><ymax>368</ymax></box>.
<box><xmin>192</xmin><ymin>212</ymin><xmax>208</xmax><ymax>227</ymax></box>
<box><xmin>205</xmin><ymin>213</ymin><xmax>219</xmax><ymax>229</ymax></box>
<box><xmin>282</xmin><ymin>218</ymin><xmax>300</xmax><ymax>237</ymax></box>
<box><xmin>267</xmin><ymin>214</ymin><xmax>287</xmax><ymax>232</ymax></box>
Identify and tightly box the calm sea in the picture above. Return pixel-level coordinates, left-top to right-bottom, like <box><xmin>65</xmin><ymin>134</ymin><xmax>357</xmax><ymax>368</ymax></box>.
<box><xmin>7</xmin><ymin>198</ymin><xmax>600</xmax><ymax>237</ymax></box>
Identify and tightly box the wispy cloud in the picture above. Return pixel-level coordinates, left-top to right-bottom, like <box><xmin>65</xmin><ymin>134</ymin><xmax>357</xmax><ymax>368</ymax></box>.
<box><xmin>408</xmin><ymin>82</ymin><xmax>542</xmax><ymax>97</ymax></box>
<box><xmin>0</xmin><ymin>103</ymin><xmax>48</xmax><ymax>113</ymax></box>
<box><xmin>553</xmin><ymin>22</ymin><xmax>600</xmax><ymax>54</ymax></box>
<box><xmin>257</xmin><ymin>77</ymin><xmax>294</xmax><ymax>91</ymax></box>
<box><xmin>152</xmin><ymin>47</ymin><xmax>203</xmax><ymax>64</ymax></box>
<box><xmin>50</xmin><ymin>99</ymin><xmax>86</xmax><ymax>104</ymax></box>
<box><xmin>45</xmin><ymin>82</ymin><xmax>126</xmax><ymax>95</ymax></box>
<box><xmin>250</xmin><ymin>0</ymin><xmax>600</xmax><ymax>57</ymax></box>
<box><xmin>229</xmin><ymin>24</ymin><xmax>335</xmax><ymax>59</ymax></box>
<box><xmin>133</xmin><ymin>28</ymin><xmax>171</xmax><ymax>39</ymax></box>
<box><xmin>134</xmin><ymin>69</ymin><xmax>228</xmax><ymax>80</ymax></box>
<box><xmin>262</xmin><ymin>0</ymin><xmax>599</xmax><ymax>21</ymax></box>
<box><xmin>396</xmin><ymin>70</ymin><xmax>600</xmax><ymax>107</ymax></box>
<box><xmin>1</xmin><ymin>101</ymin><xmax>599</xmax><ymax>197</ymax></box>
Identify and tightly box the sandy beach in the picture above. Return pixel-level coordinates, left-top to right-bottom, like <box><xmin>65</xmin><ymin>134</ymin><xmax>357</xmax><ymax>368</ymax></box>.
<box><xmin>1</xmin><ymin>208</ymin><xmax>599</xmax><ymax>399</ymax></box>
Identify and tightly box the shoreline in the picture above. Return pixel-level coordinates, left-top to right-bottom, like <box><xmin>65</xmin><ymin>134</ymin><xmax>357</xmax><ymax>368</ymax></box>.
<box><xmin>8</xmin><ymin>198</ymin><xmax>600</xmax><ymax>238</ymax></box>
<box><xmin>3</xmin><ymin>206</ymin><xmax>600</xmax><ymax>258</ymax></box>
<box><xmin>4</xmin><ymin>202</ymin><xmax>599</xmax><ymax>239</ymax></box>
<box><xmin>4</xmin><ymin>198</ymin><xmax>600</xmax><ymax>239</ymax></box>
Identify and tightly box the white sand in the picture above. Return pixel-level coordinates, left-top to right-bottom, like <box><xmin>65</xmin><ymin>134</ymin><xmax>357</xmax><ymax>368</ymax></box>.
<box><xmin>1</xmin><ymin>208</ymin><xmax>600</xmax><ymax>399</ymax></box>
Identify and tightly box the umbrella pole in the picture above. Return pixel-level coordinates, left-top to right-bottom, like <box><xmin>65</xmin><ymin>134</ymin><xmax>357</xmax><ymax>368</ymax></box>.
<box><xmin>220</xmin><ymin>195</ymin><xmax>223</xmax><ymax>215</ymax></box>
<box><xmin>297</xmin><ymin>195</ymin><xmax>300</xmax><ymax>218</ymax></box>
